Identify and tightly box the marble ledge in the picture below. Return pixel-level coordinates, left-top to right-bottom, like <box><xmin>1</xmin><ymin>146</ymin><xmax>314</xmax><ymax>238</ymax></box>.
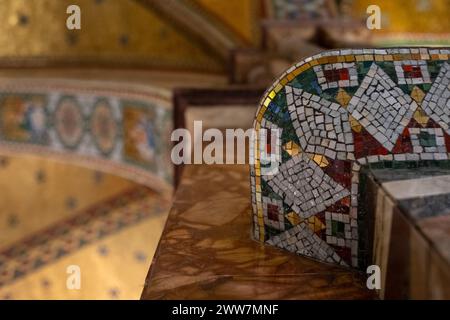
<box><xmin>141</xmin><ymin>164</ymin><xmax>374</xmax><ymax>300</ymax></box>
<box><xmin>370</xmin><ymin>167</ymin><xmax>450</xmax><ymax>266</ymax></box>
<box><xmin>363</xmin><ymin>166</ymin><xmax>450</xmax><ymax>299</ymax></box>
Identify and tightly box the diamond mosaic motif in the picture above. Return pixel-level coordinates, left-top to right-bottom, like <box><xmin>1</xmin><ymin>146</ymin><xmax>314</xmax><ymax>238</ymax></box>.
<box><xmin>411</xmin><ymin>86</ymin><xmax>426</xmax><ymax>103</ymax></box>
<box><xmin>314</xmin><ymin>62</ymin><xmax>358</xmax><ymax>90</ymax></box>
<box><xmin>267</xmin><ymin>223</ymin><xmax>346</xmax><ymax>266</ymax></box>
<box><xmin>347</xmin><ymin>63</ymin><xmax>418</xmax><ymax>152</ymax></box>
<box><xmin>282</xmin><ymin>141</ymin><xmax>301</xmax><ymax>156</ymax></box>
<box><xmin>335</xmin><ymin>88</ymin><xmax>352</xmax><ymax>107</ymax></box>
<box><xmin>394</xmin><ymin>60</ymin><xmax>431</xmax><ymax>85</ymax></box>
<box><xmin>408</xmin><ymin>128</ymin><xmax>446</xmax><ymax>154</ymax></box>
<box><xmin>264</xmin><ymin>153</ymin><xmax>350</xmax><ymax>219</ymax></box>
<box><xmin>286</xmin><ymin>86</ymin><xmax>354</xmax><ymax>160</ymax></box>
<box><xmin>422</xmin><ymin>63</ymin><xmax>450</xmax><ymax>135</ymax></box>
<box><xmin>262</xmin><ymin>197</ymin><xmax>285</xmax><ymax>231</ymax></box>
<box><xmin>413</xmin><ymin>107</ymin><xmax>430</xmax><ymax>127</ymax></box>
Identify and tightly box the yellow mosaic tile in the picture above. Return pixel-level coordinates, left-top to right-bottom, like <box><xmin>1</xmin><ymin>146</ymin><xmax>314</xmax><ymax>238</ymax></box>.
<box><xmin>311</xmin><ymin>154</ymin><xmax>329</xmax><ymax>168</ymax></box>
<box><xmin>274</xmin><ymin>83</ymin><xmax>283</xmax><ymax>93</ymax></box>
<box><xmin>335</xmin><ymin>88</ymin><xmax>352</xmax><ymax>107</ymax></box>
<box><xmin>282</xmin><ymin>141</ymin><xmax>301</xmax><ymax>156</ymax></box>
<box><xmin>286</xmin><ymin>211</ymin><xmax>301</xmax><ymax>226</ymax></box>
<box><xmin>299</xmin><ymin>64</ymin><xmax>310</xmax><ymax>72</ymax></box>
<box><xmin>344</xmin><ymin>55</ymin><xmax>355</xmax><ymax>62</ymax></box>
<box><xmin>294</xmin><ymin>216</ymin><xmax>326</xmax><ymax>233</ymax></box>
<box><xmin>268</xmin><ymin>90</ymin><xmax>275</xmax><ymax>99</ymax></box>
<box><xmin>328</xmin><ymin>56</ymin><xmax>338</xmax><ymax>63</ymax></box>
<box><xmin>309</xmin><ymin>216</ymin><xmax>325</xmax><ymax>233</ymax></box>
<box><xmin>318</xmin><ymin>57</ymin><xmax>328</xmax><ymax>64</ymax></box>
<box><xmin>411</xmin><ymin>86</ymin><xmax>425</xmax><ymax>103</ymax></box>
<box><xmin>413</xmin><ymin>107</ymin><xmax>430</xmax><ymax>127</ymax></box>
<box><xmin>349</xmin><ymin>115</ymin><xmax>362</xmax><ymax>133</ymax></box>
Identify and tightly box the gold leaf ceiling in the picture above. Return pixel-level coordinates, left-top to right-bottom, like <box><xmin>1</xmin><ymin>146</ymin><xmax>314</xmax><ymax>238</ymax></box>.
<box><xmin>0</xmin><ymin>0</ymin><xmax>261</xmax><ymax>72</ymax></box>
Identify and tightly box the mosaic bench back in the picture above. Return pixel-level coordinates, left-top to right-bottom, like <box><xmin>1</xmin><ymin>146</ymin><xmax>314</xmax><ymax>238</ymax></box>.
<box><xmin>251</xmin><ymin>47</ymin><xmax>450</xmax><ymax>269</ymax></box>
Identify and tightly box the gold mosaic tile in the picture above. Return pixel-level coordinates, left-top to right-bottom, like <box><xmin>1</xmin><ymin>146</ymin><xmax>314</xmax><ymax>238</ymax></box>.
<box><xmin>311</xmin><ymin>154</ymin><xmax>329</xmax><ymax>168</ymax></box>
<box><xmin>283</xmin><ymin>141</ymin><xmax>301</xmax><ymax>156</ymax></box>
<box><xmin>335</xmin><ymin>88</ymin><xmax>352</xmax><ymax>107</ymax></box>
<box><xmin>286</xmin><ymin>211</ymin><xmax>301</xmax><ymax>226</ymax></box>
<box><xmin>413</xmin><ymin>107</ymin><xmax>430</xmax><ymax>127</ymax></box>
<box><xmin>411</xmin><ymin>86</ymin><xmax>426</xmax><ymax>103</ymax></box>
<box><xmin>349</xmin><ymin>115</ymin><xmax>362</xmax><ymax>133</ymax></box>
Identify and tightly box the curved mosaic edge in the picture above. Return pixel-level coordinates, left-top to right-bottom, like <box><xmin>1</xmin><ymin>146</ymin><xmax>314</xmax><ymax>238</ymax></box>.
<box><xmin>0</xmin><ymin>78</ymin><xmax>173</xmax><ymax>194</ymax></box>
<box><xmin>251</xmin><ymin>47</ymin><xmax>450</xmax><ymax>269</ymax></box>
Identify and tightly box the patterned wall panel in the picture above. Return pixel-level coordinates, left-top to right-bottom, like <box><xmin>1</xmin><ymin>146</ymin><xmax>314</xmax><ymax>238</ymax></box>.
<box><xmin>0</xmin><ymin>78</ymin><xmax>173</xmax><ymax>194</ymax></box>
<box><xmin>251</xmin><ymin>47</ymin><xmax>450</xmax><ymax>269</ymax></box>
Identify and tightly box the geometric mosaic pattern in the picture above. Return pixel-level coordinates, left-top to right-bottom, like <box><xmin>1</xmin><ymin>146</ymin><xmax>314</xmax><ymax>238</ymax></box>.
<box><xmin>394</xmin><ymin>60</ymin><xmax>431</xmax><ymax>85</ymax></box>
<box><xmin>0</xmin><ymin>186</ymin><xmax>169</xmax><ymax>287</ymax></box>
<box><xmin>325</xmin><ymin>211</ymin><xmax>353</xmax><ymax>248</ymax></box>
<box><xmin>347</xmin><ymin>64</ymin><xmax>418</xmax><ymax>151</ymax></box>
<box><xmin>252</xmin><ymin>47</ymin><xmax>450</xmax><ymax>269</ymax></box>
<box><xmin>267</xmin><ymin>223</ymin><xmax>346</xmax><ymax>266</ymax></box>
<box><xmin>422</xmin><ymin>62</ymin><xmax>450</xmax><ymax>135</ymax></box>
<box><xmin>313</xmin><ymin>62</ymin><xmax>358</xmax><ymax>90</ymax></box>
<box><xmin>287</xmin><ymin>86</ymin><xmax>354</xmax><ymax>160</ymax></box>
<box><xmin>409</xmin><ymin>127</ymin><xmax>446</xmax><ymax>154</ymax></box>
<box><xmin>265</xmin><ymin>153</ymin><xmax>350</xmax><ymax>218</ymax></box>
<box><xmin>262</xmin><ymin>196</ymin><xmax>285</xmax><ymax>231</ymax></box>
<box><xmin>0</xmin><ymin>79</ymin><xmax>173</xmax><ymax>192</ymax></box>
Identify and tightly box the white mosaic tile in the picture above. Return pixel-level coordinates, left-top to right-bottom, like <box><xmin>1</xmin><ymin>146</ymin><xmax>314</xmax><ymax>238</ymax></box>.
<box><xmin>347</xmin><ymin>63</ymin><xmax>418</xmax><ymax>151</ymax></box>
<box><xmin>313</xmin><ymin>62</ymin><xmax>358</xmax><ymax>90</ymax></box>
<box><xmin>264</xmin><ymin>153</ymin><xmax>350</xmax><ymax>218</ymax></box>
<box><xmin>262</xmin><ymin>197</ymin><xmax>285</xmax><ymax>231</ymax></box>
<box><xmin>422</xmin><ymin>62</ymin><xmax>450</xmax><ymax>135</ymax></box>
<box><xmin>286</xmin><ymin>86</ymin><xmax>354</xmax><ymax>160</ymax></box>
<box><xmin>394</xmin><ymin>60</ymin><xmax>431</xmax><ymax>85</ymax></box>
<box><xmin>267</xmin><ymin>223</ymin><xmax>346</xmax><ymax>265</ymax></box>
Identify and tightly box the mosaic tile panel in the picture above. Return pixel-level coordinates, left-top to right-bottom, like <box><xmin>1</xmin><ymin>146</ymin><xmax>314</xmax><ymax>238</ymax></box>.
<box><xmin>251</xmin><ymin>47</ymin><xmax>450</xmax><ymax>269</ymax></box>
<box><xmin>0</xmin><ymin>79</ymin><xmax>173</xmax><ymax>193</ymax></box>
<box><xmin>347</xmin><ymin>64</ymin><xmax>418</xmax><ymax>151</ymax></box>
<box><xmin>313</xmin><ymin>62</ymin><xmax>359</xmax><ymax>90</ymax></box>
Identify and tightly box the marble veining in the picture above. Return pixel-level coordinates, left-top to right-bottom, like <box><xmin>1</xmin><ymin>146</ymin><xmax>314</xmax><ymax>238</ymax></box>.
<box><xmin>141</xmin><ymin>165</ymin><xmax>374</xmax><ymax>300</ymax></box>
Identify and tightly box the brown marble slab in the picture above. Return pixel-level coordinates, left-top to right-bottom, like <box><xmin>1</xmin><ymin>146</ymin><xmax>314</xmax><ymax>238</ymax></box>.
<box><xmin>362</xmin><ymin>168</ymin><xmax>450</xmax><ymax>299</ymax></box>
<box><xmin>418</xmin><ymin>215</ymin><xmax>450</xmax><ymax>299</ymax></box>
<box><xmin>141</xmin><ymin>164</ymin><xmax>375</xmax><ymax>300</ymax></box>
